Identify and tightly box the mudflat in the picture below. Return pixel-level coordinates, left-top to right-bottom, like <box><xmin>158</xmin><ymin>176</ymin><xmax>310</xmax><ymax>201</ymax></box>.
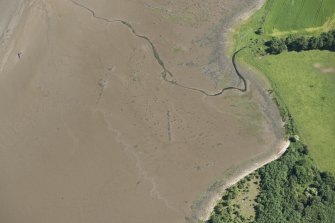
<box><xmin>0</xmin><ymin>0</ymin><xmax>22</xmax><ymax>36</ymax></box>
<box><xmin>0</xmin><ymin>0</ymin><xmax>283</xmax><ymax>222</ymax></box>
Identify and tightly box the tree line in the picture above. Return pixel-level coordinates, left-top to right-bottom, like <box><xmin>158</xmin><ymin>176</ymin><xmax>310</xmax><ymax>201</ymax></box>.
<box><xmin>208</xmin><ymin>141</ymin><xmax>335</xmax><ymax>223</ymax></box>
<box><xmin>265</xmin><ymin>30</ymin><xmax>335</xmax><ymax>54</ymax></box>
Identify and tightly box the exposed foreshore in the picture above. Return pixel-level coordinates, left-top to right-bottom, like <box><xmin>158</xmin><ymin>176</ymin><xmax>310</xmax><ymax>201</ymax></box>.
<box><xmin>0</xmin><ymin>1</ymin><xmax>289</xmax><ymax>222</ymax></box>
<box><xmin>189</xmin><ymin>0</ymin><xmax>292</xmax><ymax>221</ymax></box>
<box><xmin>194</xmin><ymin>140</ymin><xmax>290</xmax><ymax>221</ymax></box>
<box><xmin>0</xmin><ymin>0</ymin><xmax>26</xmax><ymax>73</ymax></box>
<box><xmin>0</xmin><ymin>0</ymin><xmax>25</xmax><ymax>43</ymax></box>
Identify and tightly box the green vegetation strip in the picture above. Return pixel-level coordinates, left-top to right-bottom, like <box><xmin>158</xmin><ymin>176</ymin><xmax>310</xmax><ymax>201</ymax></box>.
<box><xmin>232</xmin><ymin>0</ymin><xmax>335</xmax><ymax>175</ymax></box>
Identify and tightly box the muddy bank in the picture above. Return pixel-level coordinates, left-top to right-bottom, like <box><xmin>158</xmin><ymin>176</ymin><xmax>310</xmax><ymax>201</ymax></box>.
<box><xmin>188</xmin><ymin>0</ymin><xmax>289</xmax><ymax>221</ymax></box>
<box><xmin>0</xmin><ymin>0</ymin><xmax>284</xmax><ymax>222</ymax></box>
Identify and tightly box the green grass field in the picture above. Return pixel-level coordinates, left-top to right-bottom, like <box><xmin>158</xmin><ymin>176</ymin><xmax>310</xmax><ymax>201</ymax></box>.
<box><xmin>262</xmin><ymin>0</ymin><xmax>335</xmax><ymax>35</ymax></box>
<box><xmin>231</xmin><ymin>0</ymin><xmax>335</xmax><ymax>174</ymax></box>
<box><xmin>244</xmin><ymin>50</ymin><xmax>335</xmax><ymax>174</ymax></box>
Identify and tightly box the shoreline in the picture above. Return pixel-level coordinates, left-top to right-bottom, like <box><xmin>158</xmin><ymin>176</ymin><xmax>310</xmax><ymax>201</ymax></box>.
<box><xmin>1</xmin><ymin>1</ymin><xmax>289</xmax><ymax>222</ymax></box>
<box><xmin>191</xmin><ymin>0</ymin><xmax>292</xmax><ymax>221</ymax></box>
<box><xmin>197</xmin><ymin>140</ymin><xmax>290</xmax><ymax>221</ymax></box>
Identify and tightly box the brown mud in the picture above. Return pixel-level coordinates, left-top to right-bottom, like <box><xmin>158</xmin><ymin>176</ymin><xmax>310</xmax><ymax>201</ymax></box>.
<box><xmin>0</xmin><ymin>0</ymin><xmax>284</xmax><ymax>222</ymax></box>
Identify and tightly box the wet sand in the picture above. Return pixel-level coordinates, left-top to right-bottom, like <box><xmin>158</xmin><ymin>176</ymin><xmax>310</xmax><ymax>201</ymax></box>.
<box><xmin>0</xmin><ymin>0</ymin><xmax>284</xmax><ymax>222</ymax></box>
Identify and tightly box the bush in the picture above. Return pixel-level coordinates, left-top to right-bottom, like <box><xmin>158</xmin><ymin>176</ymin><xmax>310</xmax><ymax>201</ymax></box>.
<box><xmin>255</xmin><ymin>27</ymin><xmax>264</xmax><ymax>35</ymax></box>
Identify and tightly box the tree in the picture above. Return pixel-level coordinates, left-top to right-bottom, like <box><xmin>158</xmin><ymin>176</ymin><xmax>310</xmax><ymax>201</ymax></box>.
<box><xmin>289</xmin><ymin>36</ymin><xmax>308</xmax><ymax>51</ymax></box>
<box><xmin>308</xmin><ymin>37</ymin><xmax>319</xmax><ymax>49</ymax></box>
<box><xmin>267</xmin><ymin>37</ymin><xmax>287</xmax><ymax>54</ymax></box>
<box><xmin>298</xmin><ymin>36</ymin><xmax>309</xmax><ymax>50</ymax></box>
<box><xmin>285</xmin><ymin>34</ymin><xmax>296</xmax><ymax>46</ymax></box>
<box><xmin>255</xmin><ymin>27</ymin><xmax>264</xmax><ymax>35</ymax></box>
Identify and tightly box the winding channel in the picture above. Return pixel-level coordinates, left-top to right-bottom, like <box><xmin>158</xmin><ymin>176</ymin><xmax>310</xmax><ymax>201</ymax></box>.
<box><xmin>70</xmin><ymin>1</ymin><xmax>287</xmax><ymax>222</ymax></box>
<box><xmin>71</xmin><ymin>0</ymin><xmax>247</xmax><ymax>97</ymax></box>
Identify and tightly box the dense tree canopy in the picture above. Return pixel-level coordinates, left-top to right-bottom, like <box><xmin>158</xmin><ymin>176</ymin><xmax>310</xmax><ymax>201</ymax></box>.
<box><xmin>208</xmin><ymin>142</ymin><xmax>335</xmax><ymax>223</ymax></box>
<box><xmin>265</xmin><ymin>30</ymin><xmax>335</xmax><ymax>54</ymax></box>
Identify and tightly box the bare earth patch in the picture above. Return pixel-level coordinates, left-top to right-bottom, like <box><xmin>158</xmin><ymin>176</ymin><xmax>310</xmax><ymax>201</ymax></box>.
<box><xmin>314</xmin><ymin>63</ymin><xmax>335</xmax><ymax>73</ymax></box>
<box><xmin>0</xmin><ymin>0</ymin><xmax>284</xmax><ymax>222</ymax></box>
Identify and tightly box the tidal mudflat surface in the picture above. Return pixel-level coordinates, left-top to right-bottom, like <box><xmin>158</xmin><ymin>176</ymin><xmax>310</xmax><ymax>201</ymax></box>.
<box><xmin>0</xmin><ymin>0</ymin><xmax>283</xmax><ymax>222</ymax></box>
